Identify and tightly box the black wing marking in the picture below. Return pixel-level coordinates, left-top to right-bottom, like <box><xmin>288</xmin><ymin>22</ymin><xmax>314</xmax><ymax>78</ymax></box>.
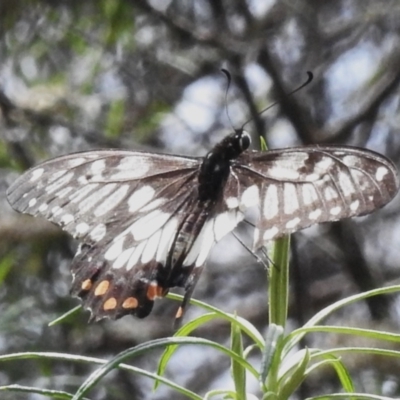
<box><xmin>230</xmin><ymin>145</ymin><xmax>398</xmax><ymax>248</ymax></box>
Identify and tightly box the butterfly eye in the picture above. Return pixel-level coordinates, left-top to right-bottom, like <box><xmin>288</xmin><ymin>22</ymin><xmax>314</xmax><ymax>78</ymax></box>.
<box><xmin>240</xmin><ymin>131</ymin><xmax>251</xmax><ymax>150</ymax></box>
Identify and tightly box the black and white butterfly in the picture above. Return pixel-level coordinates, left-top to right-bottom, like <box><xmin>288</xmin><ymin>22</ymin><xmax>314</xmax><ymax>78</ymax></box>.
<box><xmin>6</xmin><ymin>129</ymin><xmax>399</xmax><ymax>323</ymax></box>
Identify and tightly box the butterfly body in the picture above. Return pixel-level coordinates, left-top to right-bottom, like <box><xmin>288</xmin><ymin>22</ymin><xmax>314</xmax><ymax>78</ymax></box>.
<box><xmin>6</xmin><ymin>130</ymin><xmax>399</xmax><ymax>322</ymax></box>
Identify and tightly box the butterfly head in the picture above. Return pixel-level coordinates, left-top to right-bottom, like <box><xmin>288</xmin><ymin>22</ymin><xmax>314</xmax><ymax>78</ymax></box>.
<box><xmin>235</xmin><ymin>129</ymin><xmax>251</xmax><ymax>153</ymax></box>
<box><xmin>216</xmin><ymin>128</ymin><xmax>251</xmax><ymax>160</ymax></box>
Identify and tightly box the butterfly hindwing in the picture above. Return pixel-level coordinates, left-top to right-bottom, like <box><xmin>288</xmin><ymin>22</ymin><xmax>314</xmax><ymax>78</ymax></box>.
<box><xmin>230</xmin><ymin>145</ymin><xmax>398</xmax><ymax>248</ymax></box>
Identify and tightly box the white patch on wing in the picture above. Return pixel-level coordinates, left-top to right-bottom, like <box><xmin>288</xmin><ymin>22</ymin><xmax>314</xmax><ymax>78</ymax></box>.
<box><xmin>28</xmin><ymin>198</ymin><xmax>37</xmax><ymax>207</ymax></box>
<box><xmin>267</xmin><ymin>166</ymin><xmax>300</xmax><ymax>180</ymax></box>
<box><xmin>263</xmin><ymin>226</ymin><xmax>279</xmax><ymax>241</ymax></box>
<box><xmin>113</xmin><ymin>247</ymin><xmax>135</xmax><ymax>269</ymax></box>
<box><xmin>263</xmin><ymin>184</ymin><xmax>278</xmax><ymax>219</ymax></box>
<box><xmin>70</xmin><ymin>184</ymin><xmax>99</xmax><ymax>203</ymax></box>
<box><xmin>130</xmin><ymin>210</ymin><xmax>170</xmax><ymax>241</ymax></box>
<box><xmin>342</xmin><ymin>155</ymin><xmax>360</xmax><ymax>166</ymax></box>
<box><xmin>337</xmin><ymin>172</ymin><xmax>354</xmax><ymax>196</ymax></box>
<box><xmin>38</xmin><ymin>203</ymin><xmax>48</xmax><ymax>212</ymax></box>
<box><xmin>156</xmin><ymin>217</ymin><xmax>178</xmax><ymax>262</ymax></box>
<box><xmin>128</xmin><ymin>186</ymin><xmax>155</xmax><ymax>212</ymax></box>
<box><xmin>67</xmin><ymin>158</ymin><xmax>86</xmax><ymax>168</ymax></box>
<box><xmin>91</xmin><ymin>159</ymin><xmax>106</xmax><ymax>172</ymax></box>
<box><xmin>354</xmin><ymin>172</ymin><xmax>370</xmax><ymax>190</ymax></box>
<box><xmin>57</xmin><ymin>186</ymin><xmax>74</xmax><ymax>198</ymax></box>
<box><xmin>302</xmin><ymin>184</ymin><xmax>318</xmax><ymax>205</ymax></box>
<box><xmin>90</xmin><ymin>223</ymin><xmax>107</xmax><ymax>241</ymax></box>
<box><xmin>94</xmin><ymin>184</ymin><xmax>129</xmax><ymax>217</ymax></box>
<box><xmin>304</xmin><ymin>173</ymin><xmax>320</xmax><ymax>182</ymax></box>
<box><xmin>226</xmin><ymin>197</ymin><xmax>239</xmax><ymax>209</ymax></box>
<box><xmin>183</xmin><ymin>230</ymin><xmax>204</xmax><ymax>266</ymax></box>
<box><xmin>51</xmin><ymin>206</ymin><xmax>62</xmax><ymax>216</ymax></box>
<box><xmin>61</xmin><ymin>214</ymin><xmax>74</xmax><ymax>225</ymax></box>
<box><xmin>195</xmin><ymin>220</ymin><xmax>215</xmax><ymax>267</ymax></box>
<box><xmin>30</xmin><ymin>168</ymin><xmax>44</xmax><ymax>182</ymax></box>
<box><xmin>284</xmin><ymin>183</ymin><xmax>299</xmax><ymax>215</ymax></box>
<box><xmin>48</xmin><ymin>170</ymin><xmax>67</xmax><ymax>183</ymax></box>
<box><xmin>213</xmin><ymin>211</ymin><xmax>242</xmax><ymax>242</ymax></box>
<box><xmin>324</xmin><ymin>186</ymin><xmax>338</xmax><ymax>201</ymax></box>
<box><xmin>105</xmin><ymin>238</ymin><xmax>125</xmax><ymax>261</ymax></box>
<box><xmin>110</xmin><ymin>156</ymin><xmax>150</xmax><ymax>180</ymax></box>
<box><xmin>330</xmin><ymin>206</ymin><xmax>341</xmax><ymax>215</ymax></box>
<box><xmin>375</xmin><ymin>166</ymin><xmax>388</xmax><ymax>182</ymax></box>
<box><xmin>316</xmin><ymin>157</ymin><xmax>333</xmax><ymax>171</ymax></box>
<box><xmin>142</xmin><ymin>230</ymin><xmax>162</xmax><ymax>263</ymax></box>
<box><xmin>350</xmin><ymin>200</ymin><xmax>360</xmax><ymax>211</ymax></box>
<box><xmin>78</xmin><ymin>183</ymin><xmax>117</xmax><ymax>213</ymax></box>
<box><xmin>75</xmin><ymin>222</ymin><xmax>90</xmax><ymax>235</ymax></box>
<box><xmin>78</xmin><ymin>176</ymin><xmax>88</xmax><ymax>185</ymax></box>
<box><xmin>141</xmin><ymin>198</ymin><xmax>165</xmax><ymax>212</ymax></box>
<box><xmin>309</xmin><ymin>209</ymin><xmax>322</xmax><ymax>220</ymax></box>
<box><xmin>45</xmin><ymin>172</ymin><xmax>74</xmax><ymax>194</ymax></box>
<box><xmin>286</xmin><ymin>217</ymin><xmax>301</xmax><ymax>229</ymax></box>
<box><xmin>240</xmin><ymin>185</ymin><xmax>259</xmax><ymax>210</ymax></box>
<box><xmin>126</xmin><ymin>242</ymin><xmax>146</xmax><ymax>271</ymax></box>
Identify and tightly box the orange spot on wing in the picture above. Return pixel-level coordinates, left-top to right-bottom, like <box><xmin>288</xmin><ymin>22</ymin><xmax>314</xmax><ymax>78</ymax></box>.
<box><xmin>146</xmin><ymin>281</ymin><xmax>165</xmax><ymax>300</ymax></box>
<box><xmin>95</xmin><ymin>280</ymin><xmax>110</xmax><ymax>296</ymax></box>
<box><xmin>103</xmin><ymin>297</ymin><xmax>117</xmax><ymax>310</ymax></box>
<box><xmin>81</xmin><ymin>279</ymin><xmax>92</xmax><ymax>291</ymax></box>
<box><xmin>122</xmin><ymin>297</ymin><xmax>138</xmax><ymax>309</ymax></box>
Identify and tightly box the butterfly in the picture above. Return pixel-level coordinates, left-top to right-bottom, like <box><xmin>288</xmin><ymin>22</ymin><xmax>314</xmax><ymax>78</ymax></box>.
<box><xmin>6</xmin><ymin>129</ymin><xmax>399</xmax><ymax>323</ymax></box>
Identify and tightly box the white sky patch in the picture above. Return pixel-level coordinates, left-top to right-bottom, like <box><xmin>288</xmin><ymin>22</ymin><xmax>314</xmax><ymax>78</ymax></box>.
<box><xmin>247</xmin><ymin>0</ymin><xmax>276</xmax><ymax>18</ymax></box>
<box><xmin>244</xmin><ymin>63</ymin><xmax>272</xmax><ymax>100</ymax></box>
<box><xmin>177</xmin><ymin>77</ymin><xmax>220</xmax><ymax>132</ymax></box>
<box><xmin>161</xmin><ymin>76</ymin><xmax>222</xmax><ymax>152</ymax></box>
<box><xmin>267</xmin><ymin>118</ymin><xmax>299</xmax><ymax>148</ymax></box>
<box><xmin>326</xmin><ymin>42</ymin><xmax>382</xmax><ymax>124</ymax></box>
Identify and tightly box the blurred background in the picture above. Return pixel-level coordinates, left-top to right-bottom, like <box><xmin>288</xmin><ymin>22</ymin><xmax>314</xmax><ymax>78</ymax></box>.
<box><xmin>1</xmin><ymin>1</ymin><xmax>400</xmax><ymax>399</ymax></box>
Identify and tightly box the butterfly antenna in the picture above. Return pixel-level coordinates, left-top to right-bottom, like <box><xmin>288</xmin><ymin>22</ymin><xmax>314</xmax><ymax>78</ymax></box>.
<box><xmin>221</xmin><ymin>69</ymin><xmax>236</xmax><ymax>130</ymax></box>
<box><xmin>242</xmin><ymin>71</ymin><xmax>314</xmax><ymax>130</ymax></box>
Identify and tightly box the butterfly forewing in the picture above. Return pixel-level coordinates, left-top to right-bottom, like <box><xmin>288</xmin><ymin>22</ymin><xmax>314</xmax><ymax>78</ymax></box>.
<box><xmin>231</xmin><ymin>146</ymin><xmax>398</xmax><ymax>247</ymax></box>
<box><xmin>7</xmin><ymin>150</ymin><xmax>201</xmax><ymax>241</ymax></box>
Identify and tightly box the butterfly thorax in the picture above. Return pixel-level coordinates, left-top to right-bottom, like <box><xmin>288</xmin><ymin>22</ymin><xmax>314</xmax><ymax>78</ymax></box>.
<box><xmin>198</xmin><ymin>129</ymin><xmax>251</xmax><ymax>202</ymax></box>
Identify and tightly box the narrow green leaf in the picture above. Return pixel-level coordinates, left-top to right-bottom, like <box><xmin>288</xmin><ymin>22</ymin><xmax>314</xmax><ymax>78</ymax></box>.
<box><xmin>231</xmin><ymin>316</ymin><xmax>246</xmax><ymax>400</ymax></box>
<box><xmin>48</xmin><ymin>306</ymin><xmax>82</xmax><ymax>326</ymax></box>
<box><xmin>306</xmin><ymin>355</ymin><xmax>354</xmax><ymax>393</ymax></box>
<box><xmin>0</xmin><ymin>384</ymin><xmax>90</xmax><ymax>399</ymax></box>
<box><xmin>260</xmin><ymin>324</ymin><xmax>284</xmax><ymax>387</ymax></box>
<box><xmin>283</xmin><ymin>284</ymin><xmax>400</xmax><ymax>354</ymax></box>
<box><xmin>72</xmin><ymin>337</ymin><xmax>258</xmax><ymax>400</ymax></box>
<box><xmin>278</xmin><ymin>348</ymin><xmax>310</xmax><ymax>400</ymax></box>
